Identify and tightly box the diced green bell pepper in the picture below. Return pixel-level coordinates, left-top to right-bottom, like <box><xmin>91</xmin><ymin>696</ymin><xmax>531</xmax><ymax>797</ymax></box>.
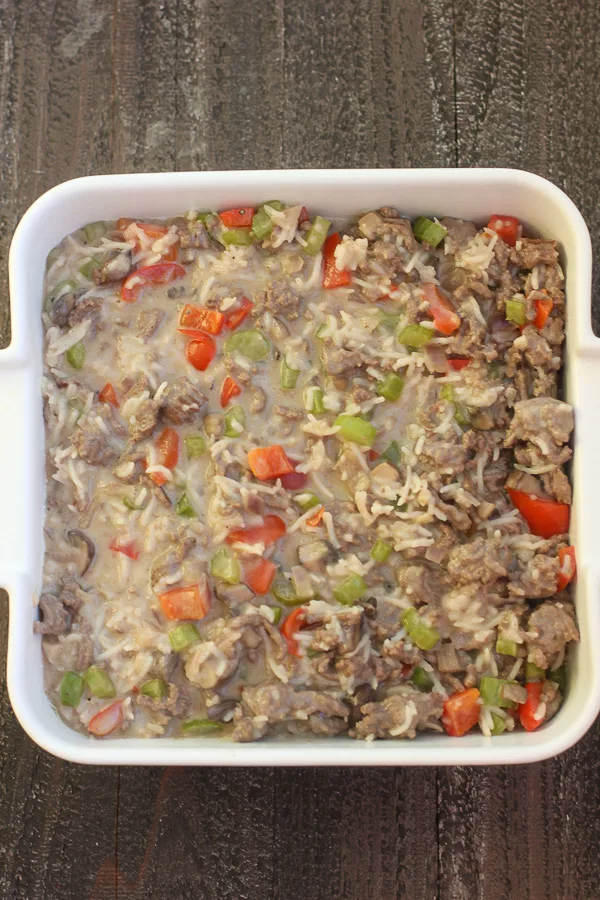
<box><xmin>398</xmin><ymin>323</ymin><xmax>433</xmax><ymax>348</ymax></box>
<box><xmin>294</xmin><ymin>491</ymin><xmax>321</xmax><ymax>511</ymax></box>
<box><xmin>84</xmin><ymin>665</ymin><xmax>116</xmax><ymax>699</ymax></box>
<box><xmin>333</xmin><ymin>574</ymin><xmax>367</xmax><ymax>606</ymax></box>
<box><xmin>370</xmin><ymin>539</ymin><xmax>392</xmax><ymax>563</ymax></box>
<box><xmin>210</xmin><ymin>548</ymin><xmax>241</xmax><ymax>585</ymax></box>
<box><xmin>411</xmin><ymin>666</ymin><xmax>434</xmax><ymax>692</ymax></box>
<box><xmin>169</xmin><ymin>624</ymin><xmax>200</xmax><ymax>652</ymax></box>
<box><xmin>412</xmin><ymin>216</ymin><xmax>447</xmax><ymax>248</ymax></box>
<box><xmin>551</xmin><ymin>665</ymin><xmax>566</xmax><ymax>693</ymax></box>
<box><xmin>140</xmin><ymin>679</ymin><xmax>168</xmax><ymax>700</ymax></box>
<box><xmin>66</xmin><ymin>340</ymin><xmax>86</xmax><ymax>369</ymax></box>
<box><xmin>185</xmin><ymin>434</ymin><xmax>206</xmax><ymax>458</ymax></box>
<box><xmin>60</xmin><ymin>671</ymin><xmax>84</xmax><ymax>707</ymax></box>
<box><xmin>526</xmin><ymin>661</ymin><xmax>546</xmax><ymax>682</ymax></box>
<box><xmin>181</xmin><ymin>718</ymin><xmax>224</xmax><ymax>736</ymax></box>
<box><xmin>334</xmin><ymin>415</ymin><xmax>377</xmax><ymax>447</ymax></box>
<box><xmin>84</xmin><ymin>221</ymin><xmax>107</xmax><ymax>243</ymax></box>
<box><xmin>377</xmin><ymin>372</ymin><xmax>405</xmax><ymax>402</ymax></box>
<box><xmin>490</xmin><ymin>712</ymin><xmax>507</xmax><ymax>736</ymax></box>
<box><xmin>479</xmin><ymin>676</ymin><xmax>517</xmax><ymax>709</ymax></box>
<box><xmin>250</xmin><ymin>201</ymin><xmax>284</xmax><ymax>240</ymax></box>
<box><xmin>382</xmin><ymin>440</ymin><xmax>401</xmax><ymax>467</ymax></box>
<box><xmin>224</xmin><ymin>329</ymin><xmax>270</xmax><ymax>361</ymax></box>
<box><xmin>401</xmin><ymin>608</ymin><xmax>440</xmax><ymax>651</ymax></box>
<box><xmin>271</xmin><ymin>577</ymin><xmax>303</xmax><ymax>607</ymax></box>
<box><xmin>281</xmin><ymin>357</ymin><xmax>300</xmax><ymax>389</ymax></box>
<box><xmin>176</xmin><ymin>491</ymin><xmax>196</xmax><ymax>517</ymax></box>
<box><xmin>495</xmin><ymin>637</ymin><xmax>518</xmax><ymax>657</ymax></box>
<box><xmin>506</xmin><ymin>298</ymin><xmax>526</xmax><ymax>326</ymax></box>
<box><xmin>304</xmin><ymin>387</ymin><xmax>325</xmax><ymax>414</ymax></box>
<box><xmin>79</xmin><ymin>256</ymin><xmax>101</xmax><ymax>279</ymax></box>
<box><xmin>223</xmin><ymin>404</ymin><xmax>246</xmax><ymax>437</ymax></box>
<box><xmin>221</xmin><ymin>227</ymin><xmax>254</xmax><ymax>247</ymax></box>
<box><xmin>304</xmin><ymin>216</ymin><xmax>331</xmax><ymax>255</ymax></box>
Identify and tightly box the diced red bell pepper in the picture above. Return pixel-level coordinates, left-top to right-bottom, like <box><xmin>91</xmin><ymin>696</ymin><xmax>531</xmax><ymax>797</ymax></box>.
<box><xmin>156</xmin><ymin>426</ymin><xmax>179</xmax><ymax>470</ymax></box>
<box><xmin>506</xmin><ymin>487</ymin><xmax>570</xmax><ymax>538</ymax></box>
<box><xmin>186</xmin><ymin>334</ymin><xmax>216</xmax><ymax>371</ymax></box>
<box><xmin>487</xmin><ymin>215</ymin><xmax>520</xmax><ymax>247</ymax></box>
<box><xmin>158</xmin><ymin>581</ymin><xmax>211</xmax><ymax>620</ymax></box>
<box><xmin>219</xmin><ymin>208</ymin><xmax>254</xmax><ymax>228</ymax></box>
<box><xmin>557</xmin><ymin>545</ymin><xmax>576</xmax><ymax>591</ymax></box>
<box><xmin>442</xmin><ymin>688</ymin><xmax>481</xmax><ymax>737</ymax></box>
<box><xmin>225</xmin><ymin>297</ymin><xmax>253</xmax><ymax>330</ymax></box>
<box><xmin>281</xmin><ymin>607</ymin><xmax>307</xmax><ymax>657</ymax></box>
<box><xmin>98</xmin><ymin>382</ymin><xmax>119</xmax><ymax>407</ymax></box>
<box><xmin>244</xmin><ymin>559</ymin><xmax>277</xmax><ymax>595</ymax></box>
<box><xmin>448</xmin><ymin>357</ymin><xmax>470</xmax><ymax>372</ymax></box>
<box><xmin>298</xmin><ymin>206</ymin><xmax>310</xmax><ymax>224</ymax></box>
<box><xmin>279</xmin><ymin>458</ymin><xmax>308</xmax><ymax>490</ymax></box>
<box><xmin>367</xmin><ymin>449</ymin><xmax>381</xmax><ymax>463</ymax></box>
<box><xmin>109</xmin><ymin>538</ymin><xmax>140</xmax><ymax>560</ymax></box>
<box><xmin>533</xmin><ymin>295</ymin><xmax>553</xmax><ymax>329</ymax></box>
<box><xmin>121</xmin><ymin>262</ymin><xmax>186</xmax><ymax>303</ymax></box>
<box><xmin>306</xmin><ymin>507</ymin><xmax>325</xmax><ymax>527</ymax></box>
<box><xmin>220</xmin><ymin>375</ymin><xmax>242</xmax><ymax>408</ymax></box>
<box><xmin>179</xmin><ymin>304</ymin><xmax>226</xmax><ymax>336</ymax></box>
<box><xmin>226</xmin><ymin>515</ymin><xmax>286</xmax><ymax>547</ymax></box>
<box><xmin>88</xmin><ymin>701</ymin><xmax>124</xmax><ymax>737</ymax></box>
<box><xmin>422</xmin><ymin>283</ymin><xmax>461</xmax><ymax>335</ymax></box>
<box><xmin>322</xmin><ymin>233</ymin><xmax>352</xmax><ymax>289</ymax></box>
<box><xmin>519</xmin><ymin>682</ymin><xmax>544</xmax><ymax>732</ymax></box>
<box><xmin>248</xmin><ymin>445</ymin><xmax>294</xmax><ymax>481</ymax></box>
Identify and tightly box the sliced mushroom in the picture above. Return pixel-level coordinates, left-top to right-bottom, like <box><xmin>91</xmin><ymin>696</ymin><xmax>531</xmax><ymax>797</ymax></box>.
<box><xmin>297</xmin><ymin>540</ymin><xmax>335</xmax><ymax>572</ymax></box>
<box><xmin>67</xmin><ymin>529</ymin><xmax>95</xmax><ymax>576</ymax></box>
<box><xmin>291</xmin><ymin>565</ymin><xmax>314</xmax><ymax>599</ymax></box>
<box><xmin>250</xmin><ymin>387</ymin><xmax>267</xmax><ymax>414</ymax></box>
<box><xmin>214</xmin><ymin>582</ymin><xmax>255</xmax><ymax>606</ymax></box>
<box><xmin>203</xmin><ymin>413</ymin><xmax>223</xmax><ymax>437</ymax></box>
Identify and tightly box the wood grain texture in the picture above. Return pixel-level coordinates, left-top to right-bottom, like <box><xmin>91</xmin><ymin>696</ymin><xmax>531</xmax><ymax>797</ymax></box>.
<box><xmin>1</xmin><ymin>0</ymin><xmax>600</xmax><ymax>897</ymax></box>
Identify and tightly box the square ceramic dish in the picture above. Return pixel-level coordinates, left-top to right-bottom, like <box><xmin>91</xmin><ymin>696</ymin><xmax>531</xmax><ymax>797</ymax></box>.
<box><xmin>4</xmin><ymin>168</ymin><xmax>598</xmax><ymax>765</ymax></box>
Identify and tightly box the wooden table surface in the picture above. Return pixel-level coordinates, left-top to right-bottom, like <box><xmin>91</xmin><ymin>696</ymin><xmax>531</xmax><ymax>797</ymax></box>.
<box><xmin>1</xmin><ymin>1</ymin><xmax>599</xmax><ymax>897</ymax></box>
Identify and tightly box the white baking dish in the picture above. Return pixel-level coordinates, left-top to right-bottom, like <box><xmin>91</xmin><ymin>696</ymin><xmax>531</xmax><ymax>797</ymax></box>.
<box><xmin>4</xmin><ymin>168</ymin><xmax>598</xmax><ymax>765</ymax></box>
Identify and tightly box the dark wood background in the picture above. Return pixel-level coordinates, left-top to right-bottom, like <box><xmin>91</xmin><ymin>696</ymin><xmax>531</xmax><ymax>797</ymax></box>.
<box><xmin>0</xmin><ymin>0</ymin><xmax>599</xmax><ymax>897</ymax></box>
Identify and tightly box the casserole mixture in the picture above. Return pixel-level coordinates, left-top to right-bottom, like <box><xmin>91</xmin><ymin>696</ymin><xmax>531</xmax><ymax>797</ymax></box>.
<box><xmin>39</xmin><ymin>203</ymin><xmax>577</xmax><ymax>741</ymax></box>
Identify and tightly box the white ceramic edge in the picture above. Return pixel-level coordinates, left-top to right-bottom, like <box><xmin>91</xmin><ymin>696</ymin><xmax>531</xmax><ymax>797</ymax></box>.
<box><xmin>3</xmin><ymin>168</ymin><xmax>598</xmax><ymax>766</ymax></box>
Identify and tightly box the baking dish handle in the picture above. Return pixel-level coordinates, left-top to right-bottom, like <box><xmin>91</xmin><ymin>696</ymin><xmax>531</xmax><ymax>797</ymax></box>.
<box><xmin>0</xmin><ymin>356</ymin><xmax>41</xmax><ymax>580</ymax></box>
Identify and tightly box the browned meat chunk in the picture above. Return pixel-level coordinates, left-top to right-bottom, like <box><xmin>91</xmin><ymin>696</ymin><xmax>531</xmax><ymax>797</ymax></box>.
<box><xmin>511</xmin><ymin>239</ymin><xmax>559</xmax><ymax>269</ymax></box>
<box><xmin>526</xmin><ymin>601</ymin><xmax>579</xmax><ymax>669</ymax></box>
<box><xmin>51</xmin><ymin>292</ymin><xmax>76</xmax><ymax>326</ymax></box>
<box><xmin>67</xmin><ymin>296</ymin><xmax>104</xmax><ymax>329</ymax></box>
<box><xmin>150</xmin><ymin>536</ymin><xmax>196</xmax><ymax>590</ymax></box>
<box><xmin>178</xmin><ymin>219</ymin><xmax>213</xmax><ymax>250</ymax></box>
<box><xmin>353</xmin><ymin>686</ymin><xmax>443</xmax><ymax>739</ymax></box>
<box><xmin>541</xmin><ymin>468</ymin><xmax>572</xmax><ymax>504</ymax></box>
<box><xmin>129</xmin><ymin>400</ymin><xmax>159</xmax><ymax>443</ymax></box>
<box><xmin>321</xmin><ymin>341</ymin><xmax>366</xmax><ymax>377</ymax></box>
<box><xmin>92</xmin><ymin>251</ymin><xmax>132</xmax><ymax>284</ymax></box>
<box><xmin>34</xmin><ymin>583</ymin><xmax>82</xmax><ymax>635</ymax></box>
<box><xmin>505</xmin><ymin>397</ymin><xmax>573</xmax><ymax>463</ymax></box>
<box><xmin>160</xmin><ymin>378</ymin><xmax>207</xmax><ymax>425</ymax></box>
<box><xmin>447</xmin><ymin>538</ymin><xmax>510</xmax><ymax>585</ymax></box>
<box><xmin>252</xmin><ymin>283</ymin><xmax>300</xmax><ymax>319</ymax></box>
<box><xmin>42</xmin><ymin>633</ymin><xmax>94</xmax><ymax>670</ymax></box>
<box><xmin>136</xmin><ymin>309</ymin><xmax>165</xmax><ymax>341</ymax></box>
<box><xmin>232</xmin><ymin>683</ymin><xmax>349</xmax><ymax>741</ymax></box>
<box><xmin>72</xmin><ymin>420</ymin><xmax>119</xmax><ymax>466</ymax></box>
<box><xmin>419</xmin><ymin>440</ymin><xmax>467</xmax><ymax>476</ymax></box>
<box><xmin>440</xmin><ymin>217</ymin><xmax>477</xmax><ymax>254</ymax></box>
<box><xmin>509</xmin><ymin>553</ymin><xmax>560</xmax><ymax>599</ymax></box>
<box><xmin>34</xmin><ymin>593</ymin><xmax>71</xmax><ymax>635</ymax></box>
